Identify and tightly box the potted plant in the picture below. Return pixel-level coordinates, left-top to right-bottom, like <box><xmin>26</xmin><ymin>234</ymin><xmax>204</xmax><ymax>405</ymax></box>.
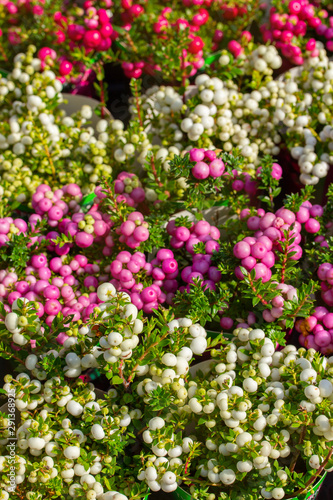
<box><xmin>0</xmin><ymin>0</ymin><xmax>114</xmax><ymax>90</ymax></box>
<box><xmin>111</xmin><ymin>0</ymin><xmax>266</xmax><ymax>84</ymax></box>
<box><xmin>0</xmin><ymin>46</ymin><xmax>114</xmax><ymax>211</ymax></box>
<box><xmin>0</xmin><ymin>282</ymin><xmax>213</xmax><ymax>499</ymax></box>
<box><xmin>137</xmin><ymin>326</ymin><xmax>333</xmax><ymax>500</ymax></box>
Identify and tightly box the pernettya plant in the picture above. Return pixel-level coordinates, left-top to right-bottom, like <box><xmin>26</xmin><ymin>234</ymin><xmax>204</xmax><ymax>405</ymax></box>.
<box><xmin>0</xmin><ymin>283</ymin><xmax>214</xmax><ymax>499</ymax></box>
<box><xmin>0</xmin><ymin>46</ymin><xmax>113</xmax><ymax>211</ymax></box>
<box><xmin>137</xmin><ymin>327</ymin><xmax>333</xmax><ymax>500</ymax></box>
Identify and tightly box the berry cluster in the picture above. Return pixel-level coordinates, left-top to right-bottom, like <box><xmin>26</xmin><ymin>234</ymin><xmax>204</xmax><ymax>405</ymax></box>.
<box><xmin>262</xmin><ymin>283</ymin><xmax>298</xmax><ymax>324</ymax></box>
<box><xmin>118</xmin><ymin>4</ymin><xmax>208</xmax><ymax>80</ymax></box>
<box><xmin>18</xmin><ymin>181</ymin><xmax>149</xmax><ymax>254</ymax></box>
<box><xmin>296</xmin><ymin>307</ymin><xmax>333</xmax><ymax>354</ymax></box>
<box><xmin>1</xmin><ymin>372</ymin><xmax>139</xmax><ymax>499</ymax></box>
<box><xmin>117</xmin><ymin>211</ymin><xmax>149</xmax><ymax>249</ymax></box>
<box><xmin>167</xmin><ymin>218</ymin><xmax>220</xmax><ymax>254</ymax></box>
<box><xmin>189</xmin><ymin>148</ymin><xmax>225</xmax><ymax>179</ymax></box>
<box><xmin>180</xmin><ymin>253</ymin><xmax>221</xmax><ymax>293</ymax></box>
<box><xmin>1</xmin><ymin>1</ymin><xmax>114</xmax><ymax>83</ymax></box>
<box><xmin>318</xmin><ymin>262</ymin><xmax>333</xmax><ymax>307</ymax></box>
<box><xmin>234</xmin><ymin>203</ymin><xmax>321</xmax><ymax>281</ymax></box>
<box><xmin>109</xmin><ymin>249</ymin><xmax>178</xmax><ymax>313</ymax></box>
<box><xmin>1</xmin><ymin>251</ymin><xmax>109</xmax><ymax>337</ymax></box>
<box><xmin>137</xmin><ymin>327</ymin><xmax>333</xmax><ymax>498</ymax></box>
<box><xmin>112</xmin><ymin>172</ymin><xmax>146</xmax><ymax>207</ymax></box>
<box><xmin>263</xmin><ymin>0</ymin><xmax>333</xmax><ymax>65</ymax></box>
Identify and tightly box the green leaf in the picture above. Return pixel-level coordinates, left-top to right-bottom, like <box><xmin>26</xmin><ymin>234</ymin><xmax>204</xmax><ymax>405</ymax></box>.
<box><xmin>112</xmin><ymin>376</ymin><xmax>124</xmax><ymax>385</ymax></box>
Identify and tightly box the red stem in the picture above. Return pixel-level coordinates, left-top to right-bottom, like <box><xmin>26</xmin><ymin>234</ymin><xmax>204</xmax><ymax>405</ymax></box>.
<box><xmin>134</xmin><ymin>81</ymin><xmax>143</xmax><ymax>128</ymax></box>
<box><xmin>248</xmin><ymin>273</ymin><xmax>268</xmax><ymax>305</ymax></box>
<box><xmin>280</xmin><ymin>239</ymin><xmax>290</xmax><ymax>284</ymax></box>
<box><xmin>150</xmin><ymin>156</ymin><xmax>164</xmax><ymax>188</ymax></box>
<box><xmin>0</xmin><ymin>41</ymin><xmax>8</xmax><ymax>63</ymax></box>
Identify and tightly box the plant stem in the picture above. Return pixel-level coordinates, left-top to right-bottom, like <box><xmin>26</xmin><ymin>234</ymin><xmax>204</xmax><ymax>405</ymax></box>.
<box><xmin>181</xmin><ymin>49</ymin><xmax>187</xmax><ymax>89</ymax></box>
<box><xmin>37</xmin><ymin>132</ymin><xmax>56</xmax><ymax>180</ymax></box>
<box><xmin>280</xmin><ymin>240</ymin><xmax>290</xmax><ymax>285</ymax></box>
<box><xmin>96</xmin><ymin>63</ymin><xmax>106</xmax><ymax>119</ymax></box>
<box><xmin>289</xmin><ymin>422</ymin><xmax>307</xmax><ymax>474</ymax></box>
<box><xmin>118</xmin><ymin>360</ymin><xmax>129</xmax><ymax>389</ymax></box>
<box><xmin>124</xmin><ymin>32</ymin><xmax>138</xmax><ymax>54</ymax></box>
<box><xmin>133</xmin><ymin>80</ymin><xmax>143</xmax><ymax>128</ymax></box>
<box><xmin>127</xmin><ymin>328</ymin><xmax>170</xmax><ymax>385</ymax></box>
<box><xmin>150</xmin><ymin>155</ymin><xmax>164</xmax><ymax>188</ymax></box>
<box><xmin>0</xmin><ymin>41</ymin><xmax>8</xmax><ymax>63</ymax></box>
<box><xmin>247</xmin><ymin>273</ymin><xmax>268</xmax><ymax>305</ymax></box>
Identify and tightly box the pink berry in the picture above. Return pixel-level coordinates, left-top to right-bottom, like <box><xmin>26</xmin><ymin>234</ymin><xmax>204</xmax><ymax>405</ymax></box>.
<box><xmin>309</xmin><ymin>205</ymin><xmax>324</xmax><ymax>218</ymax></box>
<box><xmin>162</xmin><ymin>258</ymin><xmax>178</xmax><ymax>274</ymax></box>
<box><xmin>233</xmin><ymin>241</ymin><xmax>251</xmax><ymax>259</ymax></box>
<box><xmin>76</xmin><ymin>232</ymin><xmax>94</xmax><ymax>248</ymax></box>
<box><xmin>133</xmin><ymin>226</ymin><xmax>149</xmax><ymax>242</ymax></box>
<box><xmin>174</xmin><ymin>227</ymin><xmax>190</xmax><ymax>242</ymax></box>
<box><xmin>251</xmin><ymin>242</ymin><xmax>267</xmax><ymax>260</ymax></box>
<box><xmin>304</xmin><ymin>218</ymin><xmax>320</xmax><ymax>234</ymax></box>
<box><xmin>189</xmin><ymin>148</ymin><xmax>205</xmax><ymax>162</ymax></box>
<box><xmin>192</xmin><ymin>161</ymin><xmax>210</xmax><ymax>180</ymax></box>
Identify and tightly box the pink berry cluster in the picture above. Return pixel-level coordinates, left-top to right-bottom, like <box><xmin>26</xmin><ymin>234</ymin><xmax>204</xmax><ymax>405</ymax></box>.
<box><xmin>317</xmin><ymin>262</ymin><xmax>333</xmax><ymax>307</ymax></box>
<box><xmin>2</xmin><ymin>182</ymin><xmax>150</xmax><ymax>257</ymax></box>
<box><xmin>30</xmin><ymin>183</ymin><xmax>111</xmax><ymax>251</ymax></box>
<box><xmin>94</xmin><ymin>173</ymin><xmax>146</xmax><ymax>209</ymax></box>
<box><xmin>36</xmin><ymin>1</ymin><xmax>113</xmax><ymax>81</ymax></box>
<box><xmin>229</xmin><ymin>170</ymin><xmax>257</xmax><ymax>198</ymax></box>
<box><xmin>187</xmin><ymin>149</ymin><xmax>260</xmax><ymax>201</ymax></box>
<box><xmin>109</xmin><ymin>249</ymin><xmax>179</xmax><ymax>313</ymax></box>
<box><xmin>119</xmin><ymin>4</ymin><xmax>214</xmax><ymax>79</ymax></box>
<box><xmin>234</xmin><ymin>202</ymin><xmax>322</xmax><ymax>281</ymax></box>
<box><xmin>31</xmin><ymin>183</ymin><xmax>83</xmax><ymax>222</ymax></box>
<box><xmin>0</xmin><ymin>217</ymin><xmax>27</xmax><ymax>247</ymax></box>
<box><xmin>261</xmin><ymin>0</ymin><xmax>333</xmax><ymax>65</ymax></box>
<box><xmin>166</xmin><ymin>218</ymin><xmax>220</xmax><ymax>255</ymax></box>
<box><xmin>3</xmin><ymin>0</ymin><xmax>44</xmax><ymax>18</ymax></box>
<box><xmin>113</xmin><ymin>172</ymin><xmax>146</xmax><ymax>207</ymax></box>
<box><xmin>107</xmin><ymin>219</ymin><xmax>222</xmax><ymax>312</ymax></box>
<box><xmin>296</xmin><ymin>307</ymin><xmax>333</xmax><ymax>354</ymax></box>
<box><xmin>179</xmin><ymin>253</ymin><xmax>221</xmax><ymax>293</ymax></box>
<box><xmin>0</xmin><ymin>252</ymin><xmax>109</xmax><ymax>333</ymax></box>
<box><xmin>189</xmin><ymin>149</ymin><xmax>225</xmax><ymax>180</ymax></box>
<box><xmin>117</xmin><ymin>212</ymin><xmax>150</xmax><ymax>249</ymax></box>
<box><xmin>262</xmin><ymin>282</ymin><xmax>298</xmax><ymax>324</ymax></box>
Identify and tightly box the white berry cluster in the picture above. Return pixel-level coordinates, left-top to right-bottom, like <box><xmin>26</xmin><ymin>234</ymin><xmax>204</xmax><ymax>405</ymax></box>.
<box><xmin>217</xmin><ymin>45</ymin><xmax>282</xmax><ymax>79</ymax></box>
<box><xmin>138</xmin><ymin>415</ymin><xmax>182</xmax><ymax>493</ymax></box>
<box><xmin>3</xmin><ymin>284</ymin><xmax>143</xmax><ymax>376</ymax></box>
<box><xmin>8</xmin><ymin>284</ymin><xmax>209</xmax><ymax>400</ymax></box>
<box><xmin>136</xmin><ymin>327</ymin><xmax>333</xmax><ymax>499</ymax></box>
<box><xmin>241</xmin><ymin>45</ymin><xmax>283</xmax><ymax>75</ymax></box>
<box><xmin>137</xmin><ymin>72</ymin><xmax>283</xmax><ymax>173</ymax></box>
<box><xmin>0</xmin><ymin>373</ymin><xmax>142</xmax><ymax>500</ymax></box>
<box><xmin>0</xmin><ymin>299</ymin><xmax>211</xmax><ymax>499</ymax></box>
<box><xmin>103</xmin><ymin>117</ymin><xmax>152</xmax><ymax>170</ymax></box>
<box><xmin>4</xmin><ymin>297</ymin><xmax>41</xmax><ymax>347</ymax></box>
<box><xmin>0</xmin><ymin>47</ymin><xmax>114</xmax><ymax>205</ymax></box>
<box><xmin>281</xmin><ymin>44</ymin><xmax>333</xmax><ymax>185</ymax></box>
<box><xmin>136</xmin><ymin>318</ymin><xmax>207</xmax><ymax>400</ymax></box>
